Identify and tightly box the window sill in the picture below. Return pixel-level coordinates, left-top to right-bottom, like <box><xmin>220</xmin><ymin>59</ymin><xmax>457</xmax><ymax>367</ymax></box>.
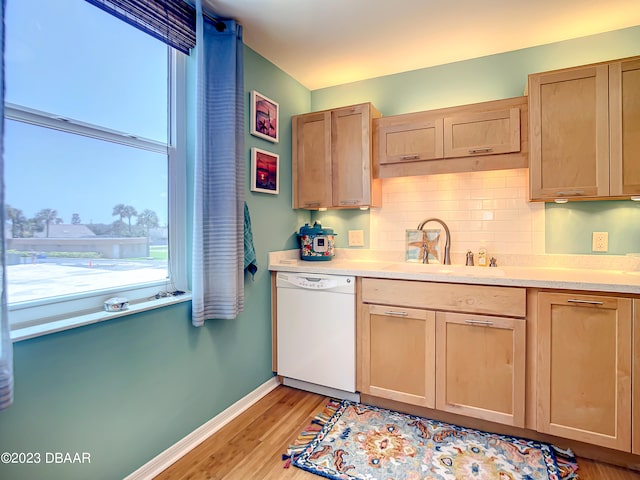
<box><xmin>11</xmin><ymin>293</ymin><xmax>192</xmax><ymax>342</ymax></box>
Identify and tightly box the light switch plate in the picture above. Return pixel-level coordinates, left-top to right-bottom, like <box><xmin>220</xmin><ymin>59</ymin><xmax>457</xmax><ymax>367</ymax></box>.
<box><xmin>592</xmin><ymin>232</ymin><xmax>608</xmax><ymax>252</ymax></box>
<box><xmin>348</xmin><ymin>230</ymin><xmax>365</xmax><ymax>247</ymax></box>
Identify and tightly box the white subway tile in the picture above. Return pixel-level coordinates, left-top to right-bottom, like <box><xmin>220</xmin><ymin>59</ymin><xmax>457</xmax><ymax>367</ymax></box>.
<box><xmin>374</xmin><ymin>170</ymin><xmax>544</xmax><ymax>254</ymax></box>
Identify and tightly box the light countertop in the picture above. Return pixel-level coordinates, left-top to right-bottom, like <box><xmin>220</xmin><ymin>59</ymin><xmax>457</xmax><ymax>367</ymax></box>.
<box><xmin>268</xmin><ymin>249</ymin><xmax>640</xmax><ymax>295</ymax></box>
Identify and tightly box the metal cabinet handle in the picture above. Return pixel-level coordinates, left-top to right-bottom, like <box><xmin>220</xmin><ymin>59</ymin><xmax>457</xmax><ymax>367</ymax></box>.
<box><xmin>339</xmin><ymin>200</ymin><xmax>359</xmax><ymax>205</ymax></box>
<box><xmin>567</xmin><ymin>299</ymin><xmax>604</xmax><ymax>305</ymax></box>
<box><xmin>400</xmin><ymin>154</ymin><xmax>420</xmax><ymax>160</ymax></box>
<box><xmin>464</xmin><ymin>319</ymin><xmax>494</xmax><ymax>326</ymax></box>
<box><xmin>383</xmin><ymin>310</ymin><xmax>408</xmax><ymax>316</ymax></box>
<box><xmin>468</xmin><ymin>147</ymin><xmax>493</xmax><ymax>154</ymax></box>
<box><xmin>304</xmin><ymin>202</ymin><xmax>320</xmax><ymax>207</ymax></box>
<box><xmin>555</xmin><ymin>190</ymin><xmax>585</xmax><ymax>196</ymax></box>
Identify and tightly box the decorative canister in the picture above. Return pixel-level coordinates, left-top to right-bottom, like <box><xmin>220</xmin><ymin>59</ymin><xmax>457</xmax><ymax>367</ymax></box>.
<box><xmin>296</xmin><ymin>222</ymin><xmax>336</xmax><ymax>261</ymax></box>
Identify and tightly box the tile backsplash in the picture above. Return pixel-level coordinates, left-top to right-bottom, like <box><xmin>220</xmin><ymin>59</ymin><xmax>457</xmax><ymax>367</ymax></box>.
<box><xmin>370</xmin><ymin>168</ymin><xmax>545</xmax><ymax>261</ymax></box>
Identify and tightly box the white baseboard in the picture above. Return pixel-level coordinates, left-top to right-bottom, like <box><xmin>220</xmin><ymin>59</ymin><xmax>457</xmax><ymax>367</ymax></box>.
<box><xmin>124</xmin><ymin>376</ymin><xmax>280</xmax><ymax>480</ymax></box>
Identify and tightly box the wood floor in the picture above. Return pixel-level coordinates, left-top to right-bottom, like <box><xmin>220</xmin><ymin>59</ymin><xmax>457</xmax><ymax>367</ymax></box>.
<box><xmin>155</xmin><ymin>385</ymin><xmax>640</xmax><ymax>480</ymax></box>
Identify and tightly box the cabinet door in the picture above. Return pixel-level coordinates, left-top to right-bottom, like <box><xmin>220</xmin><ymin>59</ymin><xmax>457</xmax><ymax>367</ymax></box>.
<box><xmin>634</xmin><ymin>299</ymin><xmax>640</xmax><ymax>455</ymax></box>
<box><xmin>435</xmin><ymin>312</ymin><xmax>525</xmax><ymax>427</ymax></box>
<box><xmin>444</xmin><ymin>108</ymin><xmax>520</xmax><ymax>158</ymax></box>
<box><xmin>292</xmin><ymin>111</ymin><xmax>332</xmax><ymax>209</ymax></box>
<box><xmin>529</xmin><ymin>64</ymin><xmax>610</xmax><ymax>200</ymax></box>
<box><xmin>537</xmin><ymin>292</ymin><xmax>632</xmax><ymax>451</ymax></box>
<box><xmin>610</xmin><ymin>58</ymin><xmax>640</xmax><ymax>196</ymax></box>
<box><xmin>361</xmin><ymin>304</ymin><xmax>436</xmax><ymax>407</ymax></box>
<box><xmin>375</xmin><ymin>115</ymin><xmax>444</xmax><ymax>165</ymax></box>
<box><xmin>331</xmin><ymin>104</ymin><xmax>381</xmax><ymax>207</ymax></box>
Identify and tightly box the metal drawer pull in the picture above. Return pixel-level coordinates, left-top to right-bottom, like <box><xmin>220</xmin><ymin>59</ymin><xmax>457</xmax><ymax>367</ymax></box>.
<box><xmin>464</xmin><ymin>319</ymin><xmax>494</xmax><ymax>326</ymax></box>
<box><xmin>468</xmin><ymin>147</ymin><xmax>493</xmax><ymax>154</ymax></box>
<box><xmin>400</xmin><ymin>154</ymin><xmax>419</xmax><ymax>160</ymax></box>
<box><xmin>383</xmin><ymin>310</ymin><xmax>408</xmax><ymax>316</ymax></box>
<box><xmin>567</xmin><ymin>299</ymin><xmax>604</xmax><ymax>305</ymax></box>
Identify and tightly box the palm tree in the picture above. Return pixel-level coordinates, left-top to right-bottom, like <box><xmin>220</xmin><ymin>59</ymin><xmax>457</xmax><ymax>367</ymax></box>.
<box><xmin>112</xmin><ymin>203</ymin><xmax>126</xmax><ymax>230</ymax></box>
<box><xmin>136</xmin><ymin>209</ymin><xmax>159</xmax><ymax>236</ymax></box>
<box><xmin>35</xmin><ymin>208</ymin><xmax>62</xmax><ymax>238</ymax></box>
<box><xmin>112</xmin><ymin>204</ymin><xmax>138</xmax><ymax>235</ymax></box>
<box><xmin>5</xmin><ymin>204</ymin><xmax>27</xmax><ymax>238</ymax></box>
<box><xmin>122</xmin><ymin>205</ymin><xmax>138</xmax><ymax>235</ymax></box>
<box><xmin>137</xmin><ymin>209</ymin><xmax>159</xmax><ymax>256</ymax></box>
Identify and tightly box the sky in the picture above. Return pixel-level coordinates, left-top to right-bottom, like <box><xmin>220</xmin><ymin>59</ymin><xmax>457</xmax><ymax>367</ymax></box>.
<box><xmin>4</xmin><ymin>0</ymin><xmax>170</xmax><ymax>226</ymax></box>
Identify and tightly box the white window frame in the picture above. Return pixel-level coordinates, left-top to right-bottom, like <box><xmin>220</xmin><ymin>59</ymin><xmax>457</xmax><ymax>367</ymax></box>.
<box><xmin>7</xmin><ymin>50</ymin><xmax>189</xmax><ymax>340</ymax></box>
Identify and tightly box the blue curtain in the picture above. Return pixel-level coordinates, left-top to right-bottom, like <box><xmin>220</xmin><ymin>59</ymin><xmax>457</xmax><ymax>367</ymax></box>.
<box><xmin>0</xmin><ymin>0</ymin><xmax>12</xmax><ymax>411</ymax></box>
<box><xmin>191</xmin><ymin>1</ymin><xmax>245</xmax><ymax>326</ymax></box>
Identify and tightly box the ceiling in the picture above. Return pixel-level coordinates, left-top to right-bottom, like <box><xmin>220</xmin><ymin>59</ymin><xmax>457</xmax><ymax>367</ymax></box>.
<box><xmin>203</xmin><ymin>0</ymin><xmax>640</xmax><ymax>91</ymax></box>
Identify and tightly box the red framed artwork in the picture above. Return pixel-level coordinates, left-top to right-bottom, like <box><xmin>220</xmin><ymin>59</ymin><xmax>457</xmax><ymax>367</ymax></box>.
<box><xmin>251</xmin><ymin>147</ymin><xmax>279</xmax><ymax>195</ymax></box>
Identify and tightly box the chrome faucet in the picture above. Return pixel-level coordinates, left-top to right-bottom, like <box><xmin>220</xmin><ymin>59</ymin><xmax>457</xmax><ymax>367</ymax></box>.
<box><xmin>416</xmin><ymin>218</ymin><xmax>451</xmax><ymax>265</ymax></box>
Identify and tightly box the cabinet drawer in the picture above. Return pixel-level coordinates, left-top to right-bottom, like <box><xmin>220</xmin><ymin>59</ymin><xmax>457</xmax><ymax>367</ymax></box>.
<box><xmin>361</xmin><ymin>278</ymin><xmax>526</xmax><ymax>317</ymax></box>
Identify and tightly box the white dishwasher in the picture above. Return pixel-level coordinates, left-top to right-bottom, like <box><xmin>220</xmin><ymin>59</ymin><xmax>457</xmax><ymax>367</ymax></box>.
<box><xmin>276</xmin><ymin>272</ymin><xmax>359</xmax><ymax>401</ymax></box>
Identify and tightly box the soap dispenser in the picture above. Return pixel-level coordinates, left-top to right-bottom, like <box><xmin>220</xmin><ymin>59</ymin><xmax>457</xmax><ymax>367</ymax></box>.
<box><xmin>477</xmin><ymin>247</ymin><xmax>488</xmax><ymax>267</ymax></box>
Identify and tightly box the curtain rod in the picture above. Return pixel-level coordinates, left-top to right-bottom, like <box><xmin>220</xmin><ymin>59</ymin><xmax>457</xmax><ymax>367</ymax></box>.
<box><xmin>185</xmin><ymin>1</ymin><xmax>228</xmax><ymax>31</ymax></box>
<box><xmin>203</xmin><ymin>11</ymin><xmax>227</xmax><ymax>32</ymax></box>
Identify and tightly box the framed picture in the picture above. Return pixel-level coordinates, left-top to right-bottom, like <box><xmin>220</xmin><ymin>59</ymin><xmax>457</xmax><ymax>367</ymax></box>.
<box><xmin>251</xmin><ymin>147</ymin><xmax>279</xmax><ymax>195</ymax></box>
<box><xmin>250</xmin><ymin>90</ymin><xmax>279</xmax><ymax>143</ymax></box>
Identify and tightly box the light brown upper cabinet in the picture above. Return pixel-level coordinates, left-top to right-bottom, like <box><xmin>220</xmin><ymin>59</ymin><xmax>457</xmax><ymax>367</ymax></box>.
<box><xmin>292</xmin><ymin>103</ymin><xmax>382</xmax><ymax>209</ymax></box>
<box><xmin>529</xmin><ymin>55</ymin><xmax>640</xmax><ymax>201</ymax></box>
<box><xmin>375</xmin><ymin>112</ymin><xmax>444</xmax><ymax>166</ymax></box>
<box><xmin>610</xmin><ymin>57</ymin><xmax>640</xmax><ymax>196</ymax></box>
<box><xmin>443</xmin><ymin>108</ymin><xmax>521</xmax><ymax>158</ymax></box>
<box><xmin>374</xmin><ymin>96</ymin><xmax>528</xmax><ymax>178</ymax></box>
<box><xmin>292</xmin><ymin>111</ymin><xmax>332</xmax><ymax>209</ymax></box>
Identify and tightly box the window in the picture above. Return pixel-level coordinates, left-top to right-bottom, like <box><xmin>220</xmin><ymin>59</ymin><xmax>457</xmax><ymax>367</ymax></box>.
<box><xmin>5</xmin><ymin>0</ymin><xmax>187</xmax><ymax>333</ymax></box>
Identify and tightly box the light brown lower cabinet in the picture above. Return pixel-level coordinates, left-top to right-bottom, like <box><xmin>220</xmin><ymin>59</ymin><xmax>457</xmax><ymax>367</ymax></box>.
<box><xmin>536</xmin><ymin>292</ymin><xmax>632</xmax><ymax>452</ymax></box>
<box><xmin>435</xmin><ymin>312</ymin><xmax>526</xmax><ymax>427</ymax></box>
<box><xmin>360</xmin><ymin>304</ymin><xmax>436</xmax><ymax>408</ymax></box>
<box><xmin>634</xmin><ymin>299</ymin><xmax>640</xmax><ymax>456</ymax></box>
<box><xmin>358</xmin><ymin>279</ymin><xmax>637</xmax><ymax>453</ymax></box>
<box><xmin>359</xmin><ymin>278</ymin><xmax>526</xmax><ymax>427</ymax></box>
<box><xmin>360</xmin><ymin>304</ymin><xmax>526</xmax><ymax>427</ymax></box>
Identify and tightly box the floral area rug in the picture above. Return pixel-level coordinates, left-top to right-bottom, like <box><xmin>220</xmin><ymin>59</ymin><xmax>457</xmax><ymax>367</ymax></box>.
<box><xmin>284</xmin><ymin>399</ymin><xmax>579</xmax><ymax>480</ymax></box>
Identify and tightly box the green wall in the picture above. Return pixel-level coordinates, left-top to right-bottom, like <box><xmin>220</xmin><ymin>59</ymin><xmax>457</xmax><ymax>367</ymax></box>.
<box><xmin>244</xmin><ymin>48</ymin><xmax>311</xmax><ymax>252</ymax></box>
<box><xmin>311</xmin><ymin>26</ymin><xmax>640</xmax><ymax>254</ymax></box>
<box><xmin>310</xmin><ymin>209</ymin><xmax>371</xmax><ymax>249</ymax></box>
<box><xmin>546</xmin><ymin>200</ymin><xmax>640</xmax><ymax>255</ymax></box>
<box><xmin>0</xmin><ymin>46</ymin><xmax>309</xmax><ymax>480</ymax></box>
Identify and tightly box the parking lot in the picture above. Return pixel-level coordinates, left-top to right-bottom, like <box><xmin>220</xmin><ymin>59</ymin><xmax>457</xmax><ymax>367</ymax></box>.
<box><xmin>6</xmin><ymin>258</ymin><xmax>168</xmax><ymax>304</ymax></box>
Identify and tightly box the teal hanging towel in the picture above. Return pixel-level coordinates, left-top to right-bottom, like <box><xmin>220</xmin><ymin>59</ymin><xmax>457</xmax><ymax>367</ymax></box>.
<box><xmin>244</xmin><ymin>202</ymin><xmax>257</xmax><ymax>278</ymax></box>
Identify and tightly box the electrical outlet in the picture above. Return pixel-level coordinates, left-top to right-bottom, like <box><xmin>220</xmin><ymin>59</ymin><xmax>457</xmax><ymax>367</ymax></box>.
<box><xmin>592</xmin><ymin>232</ymin><xmax>608</xmax><ymax>252</ymax></box>
<box><xmin>348</xmin><ymin>230</ymin><xmax>365</xmax><ymax>247</ymax></box>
